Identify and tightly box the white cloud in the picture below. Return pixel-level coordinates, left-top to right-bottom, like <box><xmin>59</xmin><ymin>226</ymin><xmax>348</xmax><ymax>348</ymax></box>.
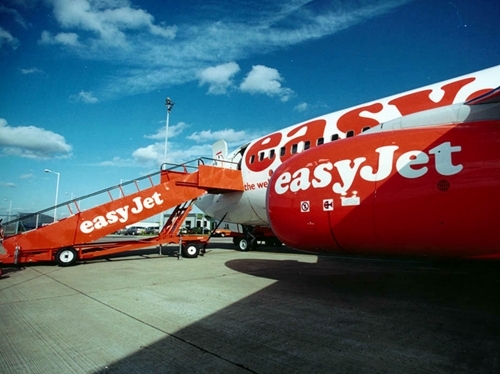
<box><xmin>187</xmin><ymin>128</ymin><xmax>251</xmax><ymax>144</ymax></box>
<box><xmin>102</xmin><ymin>120</ymin><xmax>258</xmax><ymax>168</ymax></box>
<box><xmin>19</xmin><ymin>67</ymin><xmax>44</xmax><ymax>75</ymax></box>
<box><xmin>0</xmin><ymin>5</ymin><xmax>27</xmax><ymax>50</ymax></box>
<box><xmin>294</xmin><ymin>102</ymin><xmax>308</xmax><ymax>112</ymax></box>
<box><xmin>96</xmin><ymin>156</ymin><xmax>134</xmax><ymax>167</ymax></box>
<box><xmin>70</xmin><ymin>90</ymin><xmax>99</xmax><ymax>103</ymax></box>
<box><xmin>0</xmin><ymin>26</ymin><xmax>19</xmax><ymax>49</ymax></box>
<box><xmin>0</xmin><ymin>118</ymin><xmax>72</xmax><ymax>159</ymax></box>
<box><xmin>198</xmin><ymin>62</ymin><xmax>241</xmax><ymax>95</ymax></box>
<box><xmin>164</xmin><ymin>144</ymin><xmax>211</xmax><ymax>163</ymax></box>
<box><xmin>37</xmin><ymin>0</ymin><xmax>411</xmax><ymax>98</ymax></box>
<box><xmin>0</xmin><ymin>181</ymin><xmax>16</xmax><ymax>188</ymax></box>
<box><xmin>131</xmin><ymin>142</ymin><xmax>210</xmax><ymax>166</ymax></box>
<box><xmin>108</xmin><ymin>124</ymin><xmax>256</xmax><ymax>168</ymax></box>
<box><xmin>47</xmin><ymin>0</ymin><xmax>176</xmax><ymax>48</ymax></box>
<box><xmin>39</xmin><ymin>31</ymin><xmax>81</xmax><ymax>46</ymax></box>
<box><xmin>144</xmin><ymin>122</ymin><xmax>189</xmax><ymax>140</ymax></box>
<box><xmin>240</xmin><ymin>65</ymin><xmax>294</xmax><ymax>102</ymax></box>
<box><xmin>132</xmin><ymin>143</ymin><xmax>161</xmax><ymax>164</ymax></box>
<box><xmin>0</xmin><ymin>4</ymin><xmax>28</xmax><ymax>29</ymax></box>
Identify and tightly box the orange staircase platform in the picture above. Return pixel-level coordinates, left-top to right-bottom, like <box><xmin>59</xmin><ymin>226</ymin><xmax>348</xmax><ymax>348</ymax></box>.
<box><xmin>0</xmin><ymin>159</ymin><xmax>243</xmax><ymax>268</ymax></box>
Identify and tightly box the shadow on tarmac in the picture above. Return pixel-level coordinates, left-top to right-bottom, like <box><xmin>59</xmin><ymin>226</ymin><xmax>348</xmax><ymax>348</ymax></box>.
<box><xmin>95</xmin><ymin>255</ymin><xmax>500</xmax><ymax>374</ymax></box>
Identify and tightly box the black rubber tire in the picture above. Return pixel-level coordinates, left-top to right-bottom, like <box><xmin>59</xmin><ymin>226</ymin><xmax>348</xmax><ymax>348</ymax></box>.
<box><xmin>182</xmin><ymin>243</ymin><xmax>200</xmax><ymax>258</ymax></box>
<box><xmin>55</xmin><ymin>247</ymin><xmax>78</xmax><ymax>267</ymax></box>
<box><xmin>239</xmin><ymin>238</ymin><xmax>249</xmax><ymax>251</ymax></box>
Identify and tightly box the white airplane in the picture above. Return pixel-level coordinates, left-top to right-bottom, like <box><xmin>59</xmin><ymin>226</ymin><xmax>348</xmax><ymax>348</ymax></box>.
<box><xmin>196</xmin><ymin>64</ymin><xmax>500</xmax><ymax>234</ymax></box>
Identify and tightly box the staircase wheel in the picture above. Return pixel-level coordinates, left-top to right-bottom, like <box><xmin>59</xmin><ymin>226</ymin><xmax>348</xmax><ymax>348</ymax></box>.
<box><xmin>55</xmin><ymin>247</ymin><xmax>78</xmax><ymax>267</ymax></box>
<box><xmin>182</xmin><ymin>243</ymin><xmax>200</xmax><ymax>258</ymax></box>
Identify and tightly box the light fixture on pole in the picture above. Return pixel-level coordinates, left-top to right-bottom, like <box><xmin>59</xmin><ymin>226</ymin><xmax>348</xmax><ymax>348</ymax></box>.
<box><xmin>44</xmin><ymin>169</ymin><xmax>60</xmax><ymax>222</ymax></box>
<box><xmin>164</xmin><ymin>97</ymin><xmax>175</xmax><ymax>163</ymax></box>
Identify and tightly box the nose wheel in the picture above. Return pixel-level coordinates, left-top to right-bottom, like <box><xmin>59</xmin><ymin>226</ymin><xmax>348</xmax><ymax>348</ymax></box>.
<box><xmin>234</xmin><ymin>237</ymin><xmax>257</xmax><ymax>251</ymax></box>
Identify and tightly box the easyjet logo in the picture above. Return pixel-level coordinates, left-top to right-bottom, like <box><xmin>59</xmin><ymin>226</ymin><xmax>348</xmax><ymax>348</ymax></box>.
<box><xmin>79</xmin><ymin>192</ymin><xmax>164</xmax><ymax>234</ymax></box>
<box><xmin>273</xmin><ymin>142</ymin><xmax>463</xmax><ymax>195</ymax></box>
<box><xmin>245</xmin><ymin>77</ymin><xmax>488</xmax><ymax>173</ymax></box>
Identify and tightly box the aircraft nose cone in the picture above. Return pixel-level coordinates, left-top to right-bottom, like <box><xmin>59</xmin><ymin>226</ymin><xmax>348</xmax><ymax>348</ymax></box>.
<box><xmin>266</xmin><ymin>149</ymin><xmax>341</xmax><ymax>253</ymax></box>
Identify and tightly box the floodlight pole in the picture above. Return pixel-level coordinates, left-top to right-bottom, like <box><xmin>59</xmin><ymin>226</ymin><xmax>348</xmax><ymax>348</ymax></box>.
<box><xmin>164</xmin><ymin>97</ymin><xmax>175</xmax><ymax>163</ymax></box>
<box><xmin>160</xmin><ymin>98</ymin><xmax>174</xmax><ymax>229</ymax></box>
<box><xmin>44</xmin><ymin>169</ymin><xmax>60</xmax><ymax>222</ymax></box>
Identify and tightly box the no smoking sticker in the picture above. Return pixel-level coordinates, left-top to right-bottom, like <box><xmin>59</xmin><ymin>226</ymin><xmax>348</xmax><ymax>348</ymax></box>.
<box><xmin>300</xmin><ymin>201</ymin><xmax>310</xmax><ymax>212</ymax></box>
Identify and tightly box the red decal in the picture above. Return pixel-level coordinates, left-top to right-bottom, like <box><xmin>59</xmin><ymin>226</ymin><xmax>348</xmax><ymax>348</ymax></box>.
<box><xmin>281</xmin><ymin>120</ymin><xmax>327</xmax><ymax>163</ymax></box>
<box><xmin>244</xmin><ymin>180</ymin><xmax>269</xmax><ymax>190</ymax></box>
<box><xmin>466</xmin><ymin>88</ymin><xmax>493</xmax><ymax>101</ymax></box>
<box><xmin>245</xmin><ymin>119</ymin><xmax>327</xmax><ymax>172</ymax></box>
<box><xmin>245</xmin><ymin>77</ymin><xmax>485</xmax><ymax>172</ymax></box>
<box><xmin>245</xmin><ymin>132</ymin><xmax>282</xmax><ymax>172</ymax></box>
<box><xmin>388</xmin><ymin>78</ymin><xmax>475</xmax><ymax>116</ymax></box>
<box><xmin>336</xmin><ymin>103</ymin><xmax>384</xmax><ymax>136</ymax></box>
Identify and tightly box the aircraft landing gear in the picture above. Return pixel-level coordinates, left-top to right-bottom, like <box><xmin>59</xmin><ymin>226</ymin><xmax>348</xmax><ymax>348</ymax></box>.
<box><xmin>234</xmin><ymin>237</ymin><xmax>257</xmax><ymax>251</ymax></box>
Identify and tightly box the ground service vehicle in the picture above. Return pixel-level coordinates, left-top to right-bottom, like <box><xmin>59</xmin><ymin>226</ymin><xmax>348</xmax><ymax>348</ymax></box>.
<box><xmin>0</xmin><ymin>160</ymin><xmax>243</xmax><ymax>272</ymax></box>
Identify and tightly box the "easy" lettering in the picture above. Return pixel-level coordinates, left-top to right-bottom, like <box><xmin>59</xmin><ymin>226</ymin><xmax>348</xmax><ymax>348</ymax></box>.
<box><xmin>245</xmin><ymin>77</ymin><xmax>486</xmax><ymax>173</ymax></box>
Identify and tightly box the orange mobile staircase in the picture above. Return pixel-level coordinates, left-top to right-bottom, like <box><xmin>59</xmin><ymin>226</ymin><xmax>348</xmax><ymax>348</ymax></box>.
<box><xmin>0</xmin><ymin>159</ymin><xmax>243</xmax><ymax>270</ymax></box>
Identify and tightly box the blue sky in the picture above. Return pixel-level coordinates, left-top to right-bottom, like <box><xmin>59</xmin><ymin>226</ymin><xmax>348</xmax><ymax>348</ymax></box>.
<box><xmin>0</xmin><ymin>0</ymin><xmax>499</xmax><ymax>218</ymax></box>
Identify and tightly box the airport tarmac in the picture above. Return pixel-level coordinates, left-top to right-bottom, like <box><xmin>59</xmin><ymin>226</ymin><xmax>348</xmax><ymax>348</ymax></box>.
<box><xmin>1</xmin><ymin>238</ymin><xmax>499</xmax><ymax>373</ymax></box>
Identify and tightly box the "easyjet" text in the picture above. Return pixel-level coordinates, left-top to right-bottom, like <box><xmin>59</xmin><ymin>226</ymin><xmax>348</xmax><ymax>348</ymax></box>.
<box><xmin>273</xmin><ymin>142</ymin><xmax>463</xmax><ymax>195</ymax></box>
<box><xmin>79</xmin><ymin>192</ymin><xmax>164</xmax><ymax>234</ymax></box>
